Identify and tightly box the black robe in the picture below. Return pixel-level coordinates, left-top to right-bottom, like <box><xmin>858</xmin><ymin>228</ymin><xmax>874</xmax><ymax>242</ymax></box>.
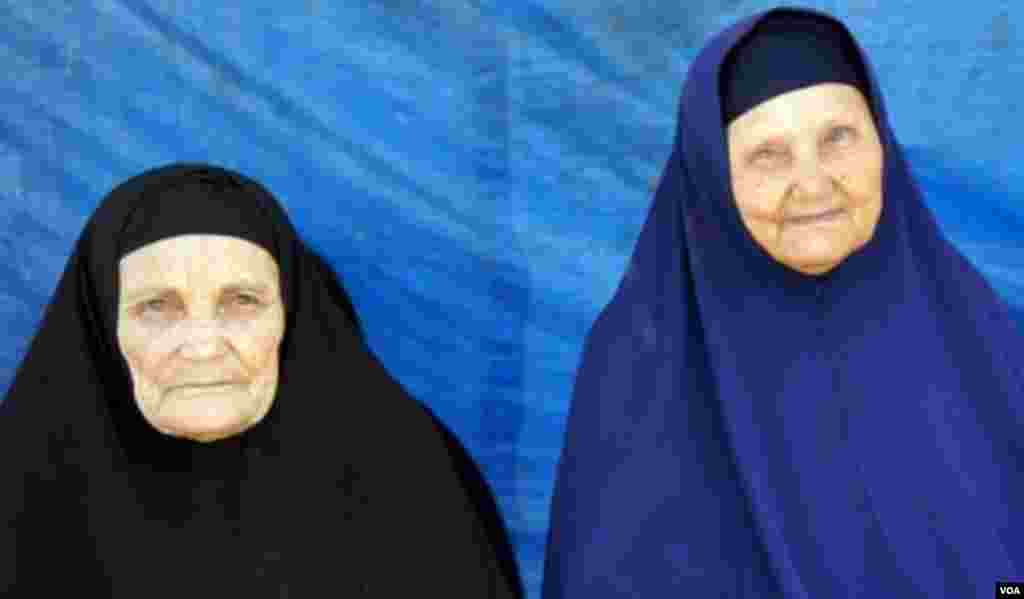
<box><xmin>1</xmin><ymin>163</ymin><xmax>519</xmax><ymax>598</ymax></box>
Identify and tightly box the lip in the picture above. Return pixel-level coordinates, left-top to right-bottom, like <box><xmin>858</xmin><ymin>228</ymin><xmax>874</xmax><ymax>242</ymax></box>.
<box><xmin>168</xmin><ymin>383</ymin><xmax>243</xmax><ymax>394</ymax></box>
<box><xmin>784</xmin><ymin>208</ymin><xmax>845</xmax><ymax>226</ymax></box>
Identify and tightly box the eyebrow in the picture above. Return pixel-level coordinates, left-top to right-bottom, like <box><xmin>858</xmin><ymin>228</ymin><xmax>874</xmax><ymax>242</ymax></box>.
<box><xmin>745</xmin><ymin>118</ymin><xmax>860</xmax><ymax>150</ymax></box>
<box><xmin>819</xmin><ymin>116</ymin><xmax>858</xmax><ymax>131</ymax></box>
<box><xmin>221</xmin><ymin>283</ymin><xmax>273</xmax><ymax>297</ymax></box>
<box><xmin>122</xmin><ymin>281</ymin><xmax>273</xmax><ymax>303</ymax></box>
<box><xmin>744</xmin><ymin>136</ymin><xmax>788</xmax><ymax>155</ymax></box>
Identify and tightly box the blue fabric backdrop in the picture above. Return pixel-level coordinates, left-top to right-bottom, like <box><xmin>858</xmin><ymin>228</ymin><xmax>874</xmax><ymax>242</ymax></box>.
<box><xmin>1</xmin><ymin>1</ymin><xmax>1020</xmax><ymax>596</ymax></box>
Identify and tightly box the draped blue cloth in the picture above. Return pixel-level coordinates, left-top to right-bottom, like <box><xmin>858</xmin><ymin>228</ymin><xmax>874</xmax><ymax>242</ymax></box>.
<box><xmin>543</xmin><ymin>7</ymin><xmax>1024</xmax><ymax>598</ymax></box>
<box><xmin>2</xmin><ymin>3</ymin><xmax>1023</xmax><ymax>597</ymax></box>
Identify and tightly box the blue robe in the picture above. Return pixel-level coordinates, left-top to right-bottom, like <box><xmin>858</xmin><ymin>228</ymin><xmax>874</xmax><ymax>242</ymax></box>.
<box><xmin>543</xmin><ymin>7</ymin><xmax>1024</xmax><ymax>598</ymax></box>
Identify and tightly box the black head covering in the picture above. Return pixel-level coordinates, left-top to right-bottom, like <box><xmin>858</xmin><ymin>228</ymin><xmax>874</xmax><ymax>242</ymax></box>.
<box><xmin>1</xmin><ymin>164</ymin><xmax>517</xmax><ymax>598</ymax></box>
<box><xmin>721</xmin><ymin>11</ymin><xmax>870</xmax><ymax>124</ymax></box>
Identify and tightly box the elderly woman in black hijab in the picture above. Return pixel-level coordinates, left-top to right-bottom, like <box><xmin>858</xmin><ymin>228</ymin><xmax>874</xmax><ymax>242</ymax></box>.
<box><xmin>1</xmin><ymin>164</ymin><xmax>519</xmax><ymax>597</ymax></box>
<box><xmin>544</xmin><ymin>7</ymin><xmax>1023</xmax><ymax>598</ymax></box>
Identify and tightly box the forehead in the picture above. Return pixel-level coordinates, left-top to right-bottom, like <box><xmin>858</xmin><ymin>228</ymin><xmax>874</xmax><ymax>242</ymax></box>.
<box><xmin>728</xmin><ymin>83</ymin><xmax>874</xmax><ymax>140</ymax></box>
<box><xmin>118</xmin><ymin>234</ymin><xmax>279</xmax><ymax>290</ymax></box>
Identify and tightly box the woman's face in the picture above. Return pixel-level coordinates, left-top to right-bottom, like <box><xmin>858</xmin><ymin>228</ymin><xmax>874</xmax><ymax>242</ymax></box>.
<box><xmin>116</xmin><ymin>234</ymin><xmax>285</xmax><ymax>442</ymax></box>
<box><xmin>726</xmin><ymin>82</ymin><xmax>884</xmax><ymax>275</ymax></box>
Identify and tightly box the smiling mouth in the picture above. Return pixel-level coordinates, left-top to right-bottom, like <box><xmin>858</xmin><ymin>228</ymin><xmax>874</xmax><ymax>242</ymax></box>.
<box><xmin>784</xmin><ymin>208</ymin><xmax>845</xmax><ymax>226</ymax></box>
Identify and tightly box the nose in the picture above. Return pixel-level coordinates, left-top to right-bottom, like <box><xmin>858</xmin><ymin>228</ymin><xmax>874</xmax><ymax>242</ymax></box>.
<box><xmin>177</xmin><ymin>320</ymin><xmax>228</xmax><ymax>361</ymax></box>
<box><xmin>790</xmin><ymin>157</ymin><xmax>834</xmax><ymax>204</ymax></box>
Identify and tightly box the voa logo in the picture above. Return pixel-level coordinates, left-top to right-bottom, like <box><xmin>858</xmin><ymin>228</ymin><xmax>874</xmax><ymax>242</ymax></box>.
<box><xmin>999</xmin><ymin>585</ymin><xmax>1022</xmax><ymax>595</ymax></box>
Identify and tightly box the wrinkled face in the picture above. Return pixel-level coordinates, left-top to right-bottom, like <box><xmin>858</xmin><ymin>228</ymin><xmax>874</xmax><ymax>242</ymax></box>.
<box><xmin>726</xmin><ymin>83</ymin><xmax>884</xmax><ymax>275</ymax></box>
<box><xmin>116</xmin><ymin>234</ymin><xmax>285</xmax><ymax>443</ymax></box>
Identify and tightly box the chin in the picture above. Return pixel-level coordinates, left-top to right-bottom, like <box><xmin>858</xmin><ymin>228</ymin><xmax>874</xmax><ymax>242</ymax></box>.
<box><xmin>790</xmin><ymin>262</ymin><xmax>837</xmax><ymax>276</ymax></box>
<box><xmin>779</xmin><ymin>236</ymin><xmax>859</xmax><ymax>275</ymax></box>
<box><xmin>787</xmin><ymin>248</ymin><xmax>847</xmax><ymax>273</ymax></box>
<box><xmin>150</xmin><ymin>396</ymin><xmax>262</xmax><ymax>442</ymax></box>
<box><xmin>159</xmin><ymin>419</ymin><xmax>249</xmax><ymax>442</ymax></box>
<box><xmin>189</xmin><ymin>429</ymin><xmax>245</xmax><ymax>443</ymax></box>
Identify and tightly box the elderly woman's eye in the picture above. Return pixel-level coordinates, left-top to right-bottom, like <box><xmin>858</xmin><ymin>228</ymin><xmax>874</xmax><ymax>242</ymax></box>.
<box><xmin>825</xmin><ymin>126</ymin><xmax>856</xmax><ymax>145</ymax></box>
<box><xmin>140</xmin><ymin>298</ymin><xmax>167</xmax><ymax>312</ymax></box>
<box><xmin>135</xmin><ymin>297</ymin><xmax>180</xmax><ymax>320</ymax></box>
<box><xmin>750</xmin><ymin>146</ymin><xmax>786</xmax><ymax>166</ymax></box>
<box><xmin>235</xmin><ymin>293</ymin><xmax>262</xmax><ymax>306</ymax></box>
<box><xmin>225</xmin><ymin>292</ymin><xmax>264</xmax><ymax>311</ymax></box>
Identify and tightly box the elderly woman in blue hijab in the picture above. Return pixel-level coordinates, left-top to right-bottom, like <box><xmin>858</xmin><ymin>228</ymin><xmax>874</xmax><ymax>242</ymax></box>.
<box><xmin>543</xmin><ymin>7</ymin><xmax>1023</xmax><ymax>598</ymax></box>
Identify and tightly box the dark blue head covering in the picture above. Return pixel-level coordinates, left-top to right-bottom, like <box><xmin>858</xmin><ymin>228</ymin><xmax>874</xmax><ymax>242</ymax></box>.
<box><xmin>543</xmin><ymin>7</ymin><xmax>1024</xmax><ymax>598</ymax></box>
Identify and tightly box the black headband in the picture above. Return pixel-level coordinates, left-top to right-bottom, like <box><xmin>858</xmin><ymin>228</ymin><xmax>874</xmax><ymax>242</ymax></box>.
<box><xmin>721</xmin><ymin>12</ymin><xmax>869</xmax><ymax>125</ymax></box>
<box><xmin>118</xmin><ymin>166</ymin><xmax>278</xmax><ymax>258</ymax></box>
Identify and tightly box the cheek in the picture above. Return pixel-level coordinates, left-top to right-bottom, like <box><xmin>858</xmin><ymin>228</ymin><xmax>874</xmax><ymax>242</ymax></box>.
<box><xmin>230</xmin><ymin>313</ymin><xmax>285</xmax><ymax>374</ymax></box>
<box><xmin>835</xmin><ymin>151</ymin><xmax>883</xmax><ymax>203</ymax></box>
<box><xmin>837</xmin><ymin>160</ymin><xmax>883</xmax><ymax>231</ymax></box>
<box><xmin>732</xmin><ymin>173</ymin><xmax>787</xmax><ymax>220</ymax></box>
<box><xmin>117</xmin><ymin>321</ymin><xmax>175</xmax><ymax>384</ymax></box>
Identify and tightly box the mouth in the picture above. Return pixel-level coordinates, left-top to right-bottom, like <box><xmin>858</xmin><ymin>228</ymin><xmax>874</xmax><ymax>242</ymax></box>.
<box><xmin>784</xmin><ymin>207</ymin><xmax>845</xmax><ymax>226</ymax></box>
<box><xmin>167</xmin><ymin>383</ymin><xmax>243</xmax><ymax>394</ymax></box>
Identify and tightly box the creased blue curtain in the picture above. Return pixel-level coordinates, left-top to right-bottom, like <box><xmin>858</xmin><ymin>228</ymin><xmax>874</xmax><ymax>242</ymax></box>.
<box><xmin>1</xmin><ymin>1</ymin><xmax>1020</xmax><ymax>596</ymax></box>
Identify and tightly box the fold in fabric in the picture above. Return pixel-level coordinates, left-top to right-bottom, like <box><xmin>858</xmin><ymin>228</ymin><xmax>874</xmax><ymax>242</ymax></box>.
<box><xmin>543</xmin><ymin>8</ymin><xmax>1023</xmax><ymax>598</ymax></box>
<box><xmin>1</xmin><ymin>164</ymin><xmax>518</xmax><ymax>598</ymax></box>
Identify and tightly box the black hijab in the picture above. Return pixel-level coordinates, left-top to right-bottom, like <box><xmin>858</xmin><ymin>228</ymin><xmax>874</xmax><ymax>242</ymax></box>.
<box><xmin>1</xmin><ymin>164</ymin><xmax>517</xmax><ymax>598</ymax></box>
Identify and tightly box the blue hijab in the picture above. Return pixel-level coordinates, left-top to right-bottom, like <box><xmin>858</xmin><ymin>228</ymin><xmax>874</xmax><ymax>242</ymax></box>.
<box><xmin>543</xmin><ymin>7</ymin><xmax>1024</xmax><ymax>598</ymax></box>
